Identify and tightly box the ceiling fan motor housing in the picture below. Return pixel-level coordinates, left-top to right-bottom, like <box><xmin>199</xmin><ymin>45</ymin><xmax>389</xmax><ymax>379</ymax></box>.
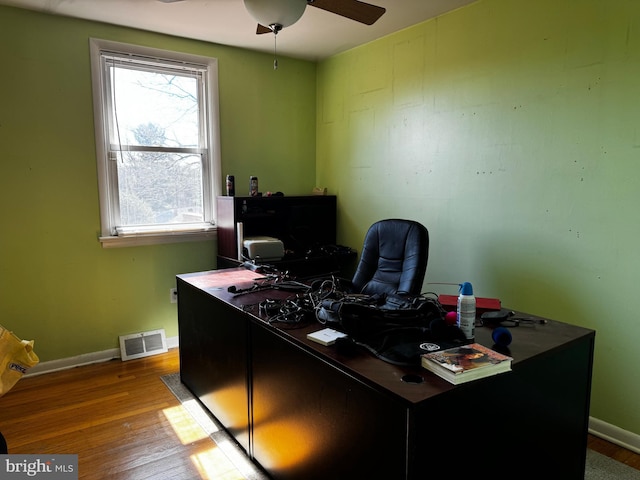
<box><xmin>244</xmin><ymin>0</ymin><xmax>307</xmax><ymax>29</ymax></box>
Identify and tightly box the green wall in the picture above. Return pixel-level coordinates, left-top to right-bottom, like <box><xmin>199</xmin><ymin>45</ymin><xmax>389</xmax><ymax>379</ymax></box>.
<box><xmin>2</xmin><ymin>0</ymin><xmax>639</xmax><ymax>442</ymax></box>
<box><xmin>0</xmin><ymin>6</ymin><xmax>316</xmax><ymax>361</ymax></box>
<box><xmin>317</xmin><ymin>0</ymin><xmax>640</xmax><ymax>435</ymax></box>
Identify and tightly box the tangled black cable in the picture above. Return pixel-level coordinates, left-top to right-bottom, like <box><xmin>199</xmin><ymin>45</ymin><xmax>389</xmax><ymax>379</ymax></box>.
<box><xmin>253</xmin><ymin>275</ymin><xmax>354</xmax><ymax>326</ymax></box>
<box><xmin>259</xmin><ymin>296</ymin><xmax>314</xmax><ymax>326</ymax></box>
<box><xmin>227</xmin><ymin>272</ymin><xmax>309</xmax><ymax>296</ymax></box>
<box><xmin>251</xmin><ymin>275</ymin><xmax>443</xmax><ymax>330</ymax></box>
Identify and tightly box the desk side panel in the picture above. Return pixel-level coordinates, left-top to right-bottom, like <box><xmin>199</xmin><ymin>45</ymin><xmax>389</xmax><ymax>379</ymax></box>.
<box><xmin>177</xmin><ymin>278</ymin><xmax>250</xmax><ymax>451</ymax></box>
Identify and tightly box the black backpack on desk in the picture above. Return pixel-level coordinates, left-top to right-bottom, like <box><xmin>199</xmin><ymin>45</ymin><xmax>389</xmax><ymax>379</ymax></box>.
<box><xmin>318</xmin><ymin>293</ymin><xmax>467</xmax><ymax>367</ymax></box>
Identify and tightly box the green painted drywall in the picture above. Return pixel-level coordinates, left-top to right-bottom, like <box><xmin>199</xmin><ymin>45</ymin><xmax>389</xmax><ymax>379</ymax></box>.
<box><xmin>317</xmin><ymin>0</ymin><xmax>640</xmax><ymax>436</ymax></box>
<box><xmin>0</xmin><ymin>6</ymin><xmax>316</xmax><ymax>361</ymax></box>
<box><xmin>2</xmin><ymin>0</ymin><xmax>638</xmax><ymax>443</ymax></box>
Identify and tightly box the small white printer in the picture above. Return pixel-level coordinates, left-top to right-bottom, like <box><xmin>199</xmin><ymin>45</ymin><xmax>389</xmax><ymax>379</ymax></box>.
<box><xmin>242</xmin><ymin>236</ymin><xmax>285</xmax><ymax>261</ymax></box>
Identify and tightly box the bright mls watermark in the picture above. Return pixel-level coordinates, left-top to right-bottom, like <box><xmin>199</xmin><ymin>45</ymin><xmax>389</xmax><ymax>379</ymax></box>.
<box><xmin>0</xmin><ymin>455</ymin><xmax>78</xmax><ymax>479</ymax></box>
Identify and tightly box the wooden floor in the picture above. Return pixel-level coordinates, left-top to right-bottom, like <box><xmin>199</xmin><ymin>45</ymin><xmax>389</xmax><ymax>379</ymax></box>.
<box><xmin>0</xmin><ymin>348</ymin><xmax>250</xmax><ymax>479</ymax></box>
<box><xmin>588</xmin><ymin>433</ymin><xmax>640</xmax><ymax>471</ymax></box>
<box><xmin>1</xmin><ymin>349</ymin><xmax>639</xmax><ymax>479</ymax></box>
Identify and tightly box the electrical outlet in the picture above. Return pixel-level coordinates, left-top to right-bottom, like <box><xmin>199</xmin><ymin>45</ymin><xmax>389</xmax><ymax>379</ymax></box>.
<box><xmin>170</xmin><ymin>288</ymin><xmax>178</xmax><ymax>304</ymax></box>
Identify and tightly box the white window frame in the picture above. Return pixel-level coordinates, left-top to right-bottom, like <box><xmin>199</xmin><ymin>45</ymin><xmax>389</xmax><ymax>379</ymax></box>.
<box><xmin>89</xmin><ymin>38</ymin><xmax>221</xmax><ymax>248</ymax></box>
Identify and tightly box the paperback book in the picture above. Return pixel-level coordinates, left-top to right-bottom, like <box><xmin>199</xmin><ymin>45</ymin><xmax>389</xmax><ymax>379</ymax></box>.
<box><xmin>421</xmin><ymin>343</ymin><xmax>512</xmax><ymax>385</ymax></box>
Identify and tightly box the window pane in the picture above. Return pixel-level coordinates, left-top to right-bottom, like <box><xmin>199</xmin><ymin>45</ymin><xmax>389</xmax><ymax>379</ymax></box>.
<box><xmin>117</xmin><ymin>151</ymin><xmax>204</xmax><ymax>226</ymax></box>
<box><xmin>110</xmin><ymin>66</ymin><xmax>200</xmax><ymax>148</ymax></box>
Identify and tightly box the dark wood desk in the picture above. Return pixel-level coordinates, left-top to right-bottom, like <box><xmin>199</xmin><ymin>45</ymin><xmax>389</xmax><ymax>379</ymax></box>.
<box><xmin>177</xmin><ymin>268</ymin><xmax>595</xmax><ymax>480</ymax></box>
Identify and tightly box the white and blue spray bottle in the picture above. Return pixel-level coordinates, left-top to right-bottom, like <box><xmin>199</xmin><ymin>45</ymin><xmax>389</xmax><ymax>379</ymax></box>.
<box><xmin>457</xmin><ymin>282</ymin><xmax>476</xmax><ymax>340</ymax></box>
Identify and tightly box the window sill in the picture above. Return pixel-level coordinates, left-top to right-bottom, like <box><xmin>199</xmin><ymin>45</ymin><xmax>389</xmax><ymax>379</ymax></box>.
<box><xmin>99</xmin><ymin>228</ymin><xmax>217</xmax><ymax>248</ymax></box>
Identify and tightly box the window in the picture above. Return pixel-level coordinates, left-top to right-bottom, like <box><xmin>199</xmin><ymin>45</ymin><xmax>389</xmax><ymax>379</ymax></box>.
<box><xmin>90</xmin><ymin>39</ymin><xmax>221</xmax><ymax>247</ymax></box>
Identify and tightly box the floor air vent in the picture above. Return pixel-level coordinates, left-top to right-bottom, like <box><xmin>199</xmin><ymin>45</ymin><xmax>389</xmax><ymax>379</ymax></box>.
<box><xmin>119</xmin><ymin>329</ymin><xmax>168</xmax><ymax>361</ymax></box>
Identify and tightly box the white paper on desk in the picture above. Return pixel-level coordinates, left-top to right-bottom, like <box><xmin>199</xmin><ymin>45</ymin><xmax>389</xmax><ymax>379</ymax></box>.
<box><xmin>307</xmin><ymin>328</ymin><xmax>348</xmax><ymax>346</ymax></box>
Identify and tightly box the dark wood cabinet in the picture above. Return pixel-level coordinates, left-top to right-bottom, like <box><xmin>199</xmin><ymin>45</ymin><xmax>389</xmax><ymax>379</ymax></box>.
<box><xmin>216</xmin><ymin>195</ymin><xmax>354</xmax><ymax>277</ymax></box>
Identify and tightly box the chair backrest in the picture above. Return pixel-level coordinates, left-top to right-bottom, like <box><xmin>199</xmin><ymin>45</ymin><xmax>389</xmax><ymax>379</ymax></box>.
<box><xmin>351</xmin><ymin>219</ymin><xmax>429</xmax><ymax>296</ymax></box>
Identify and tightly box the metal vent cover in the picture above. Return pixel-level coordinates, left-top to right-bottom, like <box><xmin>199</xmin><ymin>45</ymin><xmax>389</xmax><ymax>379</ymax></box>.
<box><xmin>119</xmin><ymin>329</ymin><xmax>168</xmax><ymax>361</ymax></box>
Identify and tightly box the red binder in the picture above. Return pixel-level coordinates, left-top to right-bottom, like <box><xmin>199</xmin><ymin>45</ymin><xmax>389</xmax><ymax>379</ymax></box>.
<box><xmin>437</xmin><ymin>295</ymin><xmax>501</xmax><ymax>314</ymax></box>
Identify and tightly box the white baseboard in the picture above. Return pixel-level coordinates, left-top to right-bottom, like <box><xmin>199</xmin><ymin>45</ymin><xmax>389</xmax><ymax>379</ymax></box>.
<box><xmin>589</xmin><ymin>416</ymin><xmax>640</xmax><ymax>454</ymax></box>
<box><xmin>25</xmin><ymin>336</ymin><xmax>179</xmax><ymax>377</ymax></box>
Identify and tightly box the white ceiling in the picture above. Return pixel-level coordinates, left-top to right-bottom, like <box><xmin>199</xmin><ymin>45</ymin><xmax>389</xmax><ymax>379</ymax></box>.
<box><xmin>0</xmin><ymin>0</ymin><xmax>477</xmax><ymax>61</ymax></box>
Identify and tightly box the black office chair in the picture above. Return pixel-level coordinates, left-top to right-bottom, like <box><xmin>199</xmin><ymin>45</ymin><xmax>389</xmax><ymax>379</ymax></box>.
<box><xmin>351</xmin><ymin>219</ymin><xmax>429</xmax><ymax>296</ymax></box>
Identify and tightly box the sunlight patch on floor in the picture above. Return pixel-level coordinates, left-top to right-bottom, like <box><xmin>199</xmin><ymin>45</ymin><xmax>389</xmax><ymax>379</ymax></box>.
<box><xmin>161</xmin><ymin>373</ymin><xmax>267</xmax><ymax>479</ymax></box>
<box><xmin>163</xmin><ymin>404</ymin><xmax>209</xmax><ymax>444</ymax></box>
<box><xmin>214</xmin><ymin>437</ymin><xmax>264</xmax><ymax>479</ymax></box>
<box><xmin>181</xmin><ymin>398</ymin><xmax>220</xmax><ymax>436</ymax></box>
<box><xmin>191</xmin><ymin>447</ymin><xmax>247</xmax><ymax>480</ymax></box>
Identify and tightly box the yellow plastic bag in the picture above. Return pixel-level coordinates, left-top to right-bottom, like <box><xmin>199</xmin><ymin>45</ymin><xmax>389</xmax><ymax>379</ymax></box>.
<box><xmin>0</xmin><ymin>325</ymin><xmax>39</xmax><ymax>397</ymax></box>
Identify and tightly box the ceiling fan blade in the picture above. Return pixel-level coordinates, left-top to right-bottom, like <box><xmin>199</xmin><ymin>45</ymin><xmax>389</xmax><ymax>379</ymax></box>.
<box><xmin>309</xmin><ymin>0</ymin><xmax>385</xmax><ymax>26</ymax></box>
<box><xmin>256</xmin><ymin>24</ymin><xmax>272</xmax><ymax>34</ymax></box>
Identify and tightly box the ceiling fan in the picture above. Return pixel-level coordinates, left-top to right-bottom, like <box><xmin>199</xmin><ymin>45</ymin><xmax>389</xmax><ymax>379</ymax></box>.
<box><xmin>245</xmin><ymin>0</ymin><xmax>386</xmax><ymax>35</ymax></box>
<box><xmin>159</xmin><ymin>0</ymin><xmax>386</xmax><ymax>36</ymax></box>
